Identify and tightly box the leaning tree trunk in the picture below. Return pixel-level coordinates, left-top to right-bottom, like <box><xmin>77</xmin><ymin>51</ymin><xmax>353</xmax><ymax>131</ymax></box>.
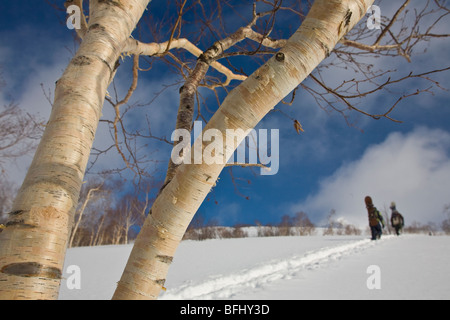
<box><xmin>113</xmin><ymin>0</ymin><xmax>374</xmax><ymax>300</ymax></box>
<box><xmin>0</xmin><ymin>0</ymin><xmax>150</xmax><ymax>300</ymax></box>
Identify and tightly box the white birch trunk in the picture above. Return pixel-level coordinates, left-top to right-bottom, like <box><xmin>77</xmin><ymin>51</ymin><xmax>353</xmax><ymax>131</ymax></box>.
<box><xmin>0</xmin><ymin>0</ymin><xmax>150</xmax><ymax>300</ymax></box>
<box><xmin>113</xmin><ymin>0</ymin><xmax>374</xmax><ymax>300</ymax></box>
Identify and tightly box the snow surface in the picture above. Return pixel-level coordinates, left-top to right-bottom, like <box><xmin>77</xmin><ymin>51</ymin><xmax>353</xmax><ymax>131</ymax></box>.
<box><xmin>59</xmin><ymin>234</ymin><xmax>450</xmax><ymax>300</ymax></box>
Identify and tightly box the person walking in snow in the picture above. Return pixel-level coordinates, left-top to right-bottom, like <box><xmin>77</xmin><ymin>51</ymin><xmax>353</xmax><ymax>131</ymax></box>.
<box><xmin>390</xmin><ymin>202</ymin><xmax>404</xmax><ymax>236</ymax></box>
<box><xmin>365</xmin><ymin>196</ymin><xmax>385</xmax><ymax>240</ymax></box>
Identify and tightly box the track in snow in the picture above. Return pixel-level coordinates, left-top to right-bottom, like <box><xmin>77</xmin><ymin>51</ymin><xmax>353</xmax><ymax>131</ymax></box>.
<box><xmin>161</xmin><ymin>236</ymin><xmax>393</xmax><ymax>300</ymax></box>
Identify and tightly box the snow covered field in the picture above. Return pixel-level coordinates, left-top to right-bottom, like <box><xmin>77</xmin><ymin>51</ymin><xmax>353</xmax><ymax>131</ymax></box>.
<box><xmin>59</xmin><ymin>234</ymin><xmax>450</xmax><ymax>300</ymax></box>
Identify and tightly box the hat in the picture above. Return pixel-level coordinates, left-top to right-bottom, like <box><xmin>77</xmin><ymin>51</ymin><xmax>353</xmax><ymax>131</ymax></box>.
<box><xmin>390</xmin><ymin>201</ymin><xmax>396</xmax><ymax>209</ymax></box>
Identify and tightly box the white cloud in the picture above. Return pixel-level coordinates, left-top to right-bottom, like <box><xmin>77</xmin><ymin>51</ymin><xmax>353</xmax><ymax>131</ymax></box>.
<box><xmin>291</xmin><ymin>127</ymin><xmax>450</xmax><ymax>228</ymax></box>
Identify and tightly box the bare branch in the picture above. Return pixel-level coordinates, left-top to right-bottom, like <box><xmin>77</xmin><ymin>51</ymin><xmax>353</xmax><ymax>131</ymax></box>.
<box><xmin>123</xmin><ymin>38</ymin><xmax>247</xmax><ymax>83</ymax></box>
<box><xmin>374</xmin><ymin>0</ymin><xmax>411</xmax><ymax>47</ymax></box>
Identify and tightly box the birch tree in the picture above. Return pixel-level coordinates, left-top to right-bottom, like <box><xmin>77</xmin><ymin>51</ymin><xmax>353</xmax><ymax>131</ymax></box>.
<box><xmin>112</xmin><ymin>0</ymin><xmax>378</xmax><ymax>299</ymax></box>
<box><xmin>0</xmin><ymin>0</ymin><xmax>152</xmax><ymax>300</ymax></box>
<box><xmin>0</xmin><ymin>0</ymin><xmax>448</xmax><ymax>300</ymax></box>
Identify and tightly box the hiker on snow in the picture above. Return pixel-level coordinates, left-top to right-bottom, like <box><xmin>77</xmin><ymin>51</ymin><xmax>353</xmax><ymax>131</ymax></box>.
<box><xmin>390</xmin><ymin>202</ymin><xmax>404</xmax><ymax>236</ymax></box>
<box><xmin>365</xmin><ymin>196</ymin><xmax>385</xmax><ymax>240</ymax></box>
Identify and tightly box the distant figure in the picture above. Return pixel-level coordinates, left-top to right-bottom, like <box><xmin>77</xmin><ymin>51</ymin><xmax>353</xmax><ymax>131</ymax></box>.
<box><xmin>365</xmin><ymin>196</ymin><xmax>385</xmax><ymax>240</ymax></box>
<box><xmin>390</xmin><ymin>202</ymin><xmax>404</xmax><ymax>236</ymax></box>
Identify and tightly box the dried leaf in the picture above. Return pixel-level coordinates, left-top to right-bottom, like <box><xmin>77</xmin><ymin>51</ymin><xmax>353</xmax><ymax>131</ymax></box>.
<box><xmin>293</xmin><ymin>119</ymin><xmax>304</xmax><ymax>134</ymax></box>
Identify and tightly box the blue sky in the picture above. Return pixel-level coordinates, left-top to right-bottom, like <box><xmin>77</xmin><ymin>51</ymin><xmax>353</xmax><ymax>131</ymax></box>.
<box><xmin>1</xmin><ymin>0</ymin><xmax>450</xmax><ymax>229</ymax></box>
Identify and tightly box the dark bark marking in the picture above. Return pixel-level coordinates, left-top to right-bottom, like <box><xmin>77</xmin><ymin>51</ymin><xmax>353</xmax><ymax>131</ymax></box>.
<box><xmin>1</xmin><ymin>262</ymin><xmax>62</xmax><ymax>279</ymax></box>
<box><xmin>197</xmin><ymin>53</ymin><xmax>209</xmax><ymax>64</ymax></box>
<box><xmin>275</xmin><ymin>52</ymin><xmax>285</xmax><ymax>62</ymax></box>
<box><xmin>156</xmin><ymin>255</ymin><xmax>173</xmax><ymax>264</ymax></box>
<box><xmin>154</xmin><ymin>279</ymin><xmax>166</xmax><ymax>286</ymax></box>
<box><xmin>72</xmin><ymin>55</ymin><xmax>92</xmax><ymax>66</ymax></box>
<box><xmin>5</xmin><ymin>220</ymin><xmax>36</xmax><ymax>229</ymax></box>
<box><xmin>344</xmin><ymin>9</ymin><xmax>352</xmax><ymax>27</ymax></box>
<box><xmin>88</xmin><ymin>23</ymin><xmax>106</xmax><ymax>32</ymax></box>
<box><xmin>9</xmin><ymin>210</ymin><xmax>24</xmax><ymax>216</ymax></box>
<box><xmin>320</xmin><ymin>41</ymin><xmax>331</xmax><ymax>58</ymax></box>
<box><xmin>97</xmin><ymin>0</ymin><xmax>125</xmax><ymax>10</ymax></box>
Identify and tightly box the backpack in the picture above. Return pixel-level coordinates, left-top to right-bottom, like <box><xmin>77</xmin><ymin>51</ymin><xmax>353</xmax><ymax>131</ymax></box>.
<box><xmin>392</xmin><ymin>212</ymin><xmax>403</xmax><ymax>226</ymax></box>
<box><xmin>368</xmin><ymin>207</ymin><xmax>382</xmax><ymax>227</ymax></box>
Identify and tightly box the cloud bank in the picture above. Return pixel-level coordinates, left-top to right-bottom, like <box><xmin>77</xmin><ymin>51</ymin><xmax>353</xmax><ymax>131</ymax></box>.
<box><xmin>291</xmin><ymin>127</ymin><xmax>450</xmax><ymax>228</ymax></box>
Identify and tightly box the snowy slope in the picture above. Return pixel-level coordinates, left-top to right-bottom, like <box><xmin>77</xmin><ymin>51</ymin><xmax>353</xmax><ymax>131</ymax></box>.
<box><xmin>59</xmin><ymin>234</ymin><xmax>450</xmax><ymax>300</ymax></box>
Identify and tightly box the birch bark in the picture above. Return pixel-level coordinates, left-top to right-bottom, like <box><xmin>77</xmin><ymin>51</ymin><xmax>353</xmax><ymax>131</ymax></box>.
<box><xmin>0</xmin><ymin>0</ymin><xmax>150</xmax><ymax>300</ymax></box>
<box><xmin>113</xmin><ymin>0</ymin><xmax>374</xmax><ymax>300</ymax></box>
